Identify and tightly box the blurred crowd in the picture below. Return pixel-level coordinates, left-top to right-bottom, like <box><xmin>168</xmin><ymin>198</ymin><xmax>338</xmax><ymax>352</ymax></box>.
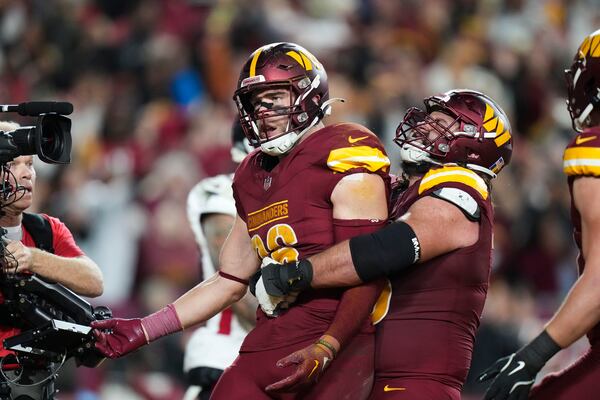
<box><xmin>0</xmin><ymin>0</ymin><xmax>598</xmax><ymax>398</ymax></box>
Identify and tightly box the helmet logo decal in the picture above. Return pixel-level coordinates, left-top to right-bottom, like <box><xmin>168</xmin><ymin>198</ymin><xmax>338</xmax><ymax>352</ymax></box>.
<box><xmin>482</xmin><ymin>103</ymin><xmax>511</xmax><ymax>147</ymax></box>
<box><xmin>578</xmin><ymin>32</ymin><xmax>600</xmax><ymax>59</ymax></box>
<box><xmin>286</xmin><ymin>50</ymin><xmax>313</xmax><ymax>70</ymax></box>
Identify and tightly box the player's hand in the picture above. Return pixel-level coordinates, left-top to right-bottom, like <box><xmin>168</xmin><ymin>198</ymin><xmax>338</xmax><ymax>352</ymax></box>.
<box><xmin>266</xmin><ymin>341</ymin><xmax>334</xmax><ymax>393</ymax></box>
<box><xmin>479</xmin><ymin>330</ymin><xmax>560</xmax><ymax>400</ymax></box>
<box><xmin>252</xmin><ymin>258</ymin><xmax>299</xmax><ymax>317</ymax></box>
<box><xmin>261</xmin><ymin>259</ymin><xmax>313</xmax><ymax>297</ymax></box>
<box><xmin>478</xmin><ymin>353</ymin><xmax>540</xmax><ymax>400</ymax></box>
<box><xmin>4</xmin><ymin>240</ymin><xmax>34</xmax><ymax>273</ymax></box>
<box><xmin>91</xmin><ymin>318</ymin><xmax>148</xmax><ymax>359</ymax></box>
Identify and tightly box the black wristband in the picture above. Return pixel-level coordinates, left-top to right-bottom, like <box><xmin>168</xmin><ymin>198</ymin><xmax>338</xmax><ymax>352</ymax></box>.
<box><xmin>349</xmin><ymin>221</ymin><xmax>420</xmax><ymax>282</ymax></box>
<box><xmin>520</xmin><ymin>330</ymin><xmax>561</xmax><ymax>370</ymax></box>
<box><xmin>261</xmin><ymin>259</ymin><xmax>313</xmax><ymax>296</ymax></box>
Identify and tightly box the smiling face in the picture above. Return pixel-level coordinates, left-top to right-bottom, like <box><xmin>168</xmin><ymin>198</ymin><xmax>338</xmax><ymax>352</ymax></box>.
<box><xmin>249</xmin><ymin>87</ymin><xmax>295</xmax><ymax>141</ymax></box>
<box><xmin>6</xmin><ymin>155</ymin><xmax>36</xmax><ymax>212</ymax></box>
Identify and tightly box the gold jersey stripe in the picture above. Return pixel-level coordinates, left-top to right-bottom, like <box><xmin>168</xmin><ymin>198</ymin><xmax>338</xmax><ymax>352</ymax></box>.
<box><xmin>249</xmin><ymin>48</ymin><xmax>263</xmax><ymax>77</ymax></box>
<box><xmin>371</xmin><ymin>279</ymin><xmax>392</xmax><ymax>325</ymax></box>
<box><xmin>419</xmin><ymin>166</ymin><xmax>488</xmax><ymax>199</ymax></box>
<box><xmin>563</xmin><ymin>146</ymin><xmax>600</xmax><ymax>161</ymax></box>
<box><xmin>563</xmin><ymin>157</ymin><xmax>600</xmax><ymax>176</ymax></box>
<box><xmin>327</xmin><ymin>146</ymin><xmax>390</xmax><ymax>173</ymax></box>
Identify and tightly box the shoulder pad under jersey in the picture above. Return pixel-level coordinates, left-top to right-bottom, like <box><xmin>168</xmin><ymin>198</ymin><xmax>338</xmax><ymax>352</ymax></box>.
<box><xmin>563</xmin><ymin>132</ymin><xmax>600</xmax><ymax>177</ymax></box>
<box><xmin>432</xmin><ymin>187</ymin><xmax>480</xmax><ymax>221</ymax></box>
<box><xmin>418</xmin><ymin>165</ymin><xmax>489</xmax><ymax>201</ymax></box>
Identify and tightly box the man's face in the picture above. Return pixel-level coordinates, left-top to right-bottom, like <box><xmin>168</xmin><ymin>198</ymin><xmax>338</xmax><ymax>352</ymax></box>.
<box><xmin>6</xmin><ymin>155</ymin><xmax>36</xmax><ymax>212</ymax></box>
<box><xmin>412</xmin><ymin>110</ymin><xmax>459</xmax><ymax>146</ymax></box>
<box><xmin>249</xmin><ymin>88</ymin><xmax>294</xmax><ymax>140</ymax></box>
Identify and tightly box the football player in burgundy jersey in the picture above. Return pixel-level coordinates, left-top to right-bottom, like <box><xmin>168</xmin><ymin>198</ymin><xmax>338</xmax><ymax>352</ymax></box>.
<box><xmin>91</xmin><ymin>42</ymin><xmax>392</xmax><ymax>399</ymax></box>
<box><xmin>256</xmin><ymin>89</ymin><xmax>514</xmax><ymax>399</ymax></box>
<box><xmin>478</xmin><ymin>28</ymin><xmax>600</xmax><ymax>400</ymax></box>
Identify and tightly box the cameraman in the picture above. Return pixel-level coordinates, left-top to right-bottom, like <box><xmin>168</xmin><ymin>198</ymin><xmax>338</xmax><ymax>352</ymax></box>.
<box><xmin>0</xmin><ymin>121</ymin><xmax>103</xmax><ymax>399</ymax></box>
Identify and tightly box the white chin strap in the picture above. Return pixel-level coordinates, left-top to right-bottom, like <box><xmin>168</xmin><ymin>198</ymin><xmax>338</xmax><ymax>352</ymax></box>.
<box><xmin>399</xmin><ymin>144</ymin><xmax>440</xmax><ymax>166</ymax></box>
<box><xmin>576</xmin><ymin>102</ymin><xmax>595</xmax><ymax>131</ymax></box>
<box><xmin>400</xmin><ymin>144</ymin><xmax>498</xmax><ymax>178</ymax></box>
<box><xmin>260</xmin><ymin>131</ymin><xmax>300</xmax><ymax>156</ymax></box>
<box><xmin>259</xmin><ymin>98</ymin><xmax>345</xmax><ymax>156</ymax></box>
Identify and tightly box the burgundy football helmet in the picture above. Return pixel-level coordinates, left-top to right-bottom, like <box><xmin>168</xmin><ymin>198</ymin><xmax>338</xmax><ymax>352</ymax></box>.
<box><xmin>565</xmin><ymin>29</ymin><xmax>600</xmax><ymax>132</ymax></box>
<box><xmin>233</xmin><ymin>42</ymin><xmax>333</xmax><ymax>156</ymax></box>
<box><xmin>395</xmin><ymin>89</ymin><xmax>513</xmax><ymax>177</ymax></box>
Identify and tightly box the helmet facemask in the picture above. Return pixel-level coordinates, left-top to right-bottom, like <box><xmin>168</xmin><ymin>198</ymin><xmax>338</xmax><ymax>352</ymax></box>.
<box><xmin>565</xmin><ymin>57</ymin><xmax>600</xmax><ymax>132</ymax></box>
<box><xmin>395</xmin><ymin>91</ymin><xmax>508</xmax><ymax>178</ymax></box>
<box><xmin>235</xmin><ymin>75</ymin><xmax>323</xmax><ymax>156</ymax></box>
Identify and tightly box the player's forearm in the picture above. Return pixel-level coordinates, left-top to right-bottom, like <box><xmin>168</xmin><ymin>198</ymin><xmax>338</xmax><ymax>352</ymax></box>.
<box><xmin>545</xmin><ymin>270</ymin><xmax>600</xmax><ymax>348</ymax></box>
<box><xmin>308</xmin><ymin>240</ymin><xmax>362</xmax><ymax>288</ymax></box>
<box><xmin>173</xmin><ymin>272</ymin><xmax>247</xmax><ymax>329</ymax></box>
<box><xmin>31</xmin><ymin>251</ymin><xmax>103</xmax><ymax>297</ymax></box>
<box><xmin>324</xmin><ymin>279</ymin><xmax>385</xmax><ymax>349</ymax></box>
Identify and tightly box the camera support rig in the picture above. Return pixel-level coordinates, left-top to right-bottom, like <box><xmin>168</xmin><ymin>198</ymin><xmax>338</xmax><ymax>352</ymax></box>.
<box><xmin>0</xmin><ymin>101</ymin><xmax>111</xmax><ymax>399</ymax></box>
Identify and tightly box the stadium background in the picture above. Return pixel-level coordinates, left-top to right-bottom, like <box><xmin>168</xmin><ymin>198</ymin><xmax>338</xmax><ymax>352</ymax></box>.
<box><xmin>1</xmin><ymin>0</ymin><xmax>598</xmax><ymax>398</ymax></box>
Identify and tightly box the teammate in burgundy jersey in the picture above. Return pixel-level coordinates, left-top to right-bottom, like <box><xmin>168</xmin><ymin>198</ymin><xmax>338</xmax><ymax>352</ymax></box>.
<box><xmin>256</xmin><ymin>89</ymin><xmax>514</xmax><ymax>399</ymax></box>
<box><xmin>92</xmin><ymin>43</ymin><xmax>391</xmax><ymax>399</ymax></box>
<box><xmin>479</xmin><ymin>28</ymin><xmax>600</xmax><ymax>400</ymax></box>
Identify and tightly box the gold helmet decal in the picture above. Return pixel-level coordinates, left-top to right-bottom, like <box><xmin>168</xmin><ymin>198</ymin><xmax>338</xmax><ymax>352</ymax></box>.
<box><xmin>483</xmin><ymin>103</ymin><xmax>511</xmax><ymax>147</ymax></box>
<box><xmin>577</xmin><ymin>29</ymin><xmax>600</xmax><ymax>59</ymax></box>
<box><xmin>285</xmin><ymin>49</ymin><xmax>323</xmax><ymax>71</ymax></box>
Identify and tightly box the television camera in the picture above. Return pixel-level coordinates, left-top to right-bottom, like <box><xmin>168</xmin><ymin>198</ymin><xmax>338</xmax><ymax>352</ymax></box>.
<box><xmin>0</xmin><ymin>102</ymin><xmax>111</xmax><ymax>400</ymax></box>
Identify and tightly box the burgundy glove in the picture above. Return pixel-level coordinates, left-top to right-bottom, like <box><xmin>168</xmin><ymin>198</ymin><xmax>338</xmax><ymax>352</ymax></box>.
<box><xmin>92</xmin><ymin>304</ymin><xmax>183</xmax><ymax>359</ymax></box>
<box><xmin>266</xmin><ymin>337</ymin><xmax>337</xmax><ymax>393</ymax></box>
<box><xmin>91</xmin><ymin>318</ymin><xmax>147</xmax><ymax>359</ymax></box>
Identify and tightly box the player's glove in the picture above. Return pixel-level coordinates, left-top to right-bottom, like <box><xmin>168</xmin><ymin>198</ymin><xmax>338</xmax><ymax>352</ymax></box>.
<box><xmin>92</xmin><ymin>304</ymin><xmax>182</xmax><ymax>359</ymax></box>
<box><xmin>251</xmin><ymin>257</ymin><xmax>300</xmax><ymax>317</ymax></box>
<box><xmin>260</xmin><ymin>259</ymin><xmax>313</xmax><ymax>297</ymax></box>
<box><xmin>266</xmin><ymin>336</ymin><xmax>338</xmax><ymax>393</ymax></box>
<box><xmin>91</xmin><ymin>318</ymin><xmax>148</xmax><ymax>359</ymax></box>
<box><xmin>478</xmin><ymin>330</ymin><xmax>560</xmax><ymax>400</ymax></box>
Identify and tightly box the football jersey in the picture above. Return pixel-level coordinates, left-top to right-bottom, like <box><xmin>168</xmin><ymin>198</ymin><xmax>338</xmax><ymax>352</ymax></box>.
<box><xmin>563</xmin><ymin>126</ymin><xmax>600</xmax><ymax>344</ymax></box>
<box><xmin>377</xmin><ymin>165</ymin><xmax>494</xmax><ymax>390</ymax></box>
<box><xmin>233</xmin><ymin>122</ymin><xmax>391</xmax><ymax>352</ymax></box>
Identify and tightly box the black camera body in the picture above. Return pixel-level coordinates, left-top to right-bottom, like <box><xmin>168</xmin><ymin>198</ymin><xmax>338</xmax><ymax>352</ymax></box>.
<box><xmin>0</xmin><ymin>101</ymin><xmax>109</xmax><ymax>399</ymax></box>
<box><xmin>0</xmin><ymin>273</ymin><xmax>111</xmax><ymax>367</ymax></box>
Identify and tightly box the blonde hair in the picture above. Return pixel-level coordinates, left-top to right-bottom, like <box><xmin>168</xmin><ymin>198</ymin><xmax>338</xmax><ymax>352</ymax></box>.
<box><xmin>0</xmin><ymin>121</ymin><xmax>20</xmax><ymax>132</ymax></box>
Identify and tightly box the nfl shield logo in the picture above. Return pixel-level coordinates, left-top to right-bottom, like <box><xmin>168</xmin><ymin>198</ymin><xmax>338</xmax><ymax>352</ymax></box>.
<box><xmin>263</xmin><ymin>176</ymin><xmax>272</xmax><ymax>191</ymax></box>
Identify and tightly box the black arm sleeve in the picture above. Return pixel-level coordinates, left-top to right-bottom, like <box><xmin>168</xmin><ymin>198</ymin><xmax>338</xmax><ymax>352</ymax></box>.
<box><xmin>349</xmin><ymin>221</ymin><xmax>420</xmax><ymax>282</ymax></box>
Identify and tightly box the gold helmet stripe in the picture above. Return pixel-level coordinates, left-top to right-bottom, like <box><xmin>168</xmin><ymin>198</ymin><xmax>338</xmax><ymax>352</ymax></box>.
<box><xmin>249</xmin><ymin>48</ymin><xmax>264</xmax><ymax>77</ymax></box>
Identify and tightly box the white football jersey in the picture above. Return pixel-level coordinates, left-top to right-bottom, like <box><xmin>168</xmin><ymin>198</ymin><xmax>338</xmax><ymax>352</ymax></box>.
<box><xmin>184</xmin><ymin>175</ymin><xmax>251</xmax><ymax>371</ymax></box>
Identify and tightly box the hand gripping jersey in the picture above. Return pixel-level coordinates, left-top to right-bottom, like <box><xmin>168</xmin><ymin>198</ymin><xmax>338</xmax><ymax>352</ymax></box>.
<box><xmin>232</xmin><ymin>122</ymin><xmax>391</xmax><ymax>352</ymax></box>
<box><xmin>184</xmin><ymin>176</ymin><xmax>251</xmax><ymax>372</ymax></box>
<box><xmin>563</xmin><ymin>126</ymin><xmax>600</xmax><ymax>344</ymax></box>
<box><xmin>380</xmin><ymin>165</ymin><xmax>494</xmax><ymax>391</ymax></box>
